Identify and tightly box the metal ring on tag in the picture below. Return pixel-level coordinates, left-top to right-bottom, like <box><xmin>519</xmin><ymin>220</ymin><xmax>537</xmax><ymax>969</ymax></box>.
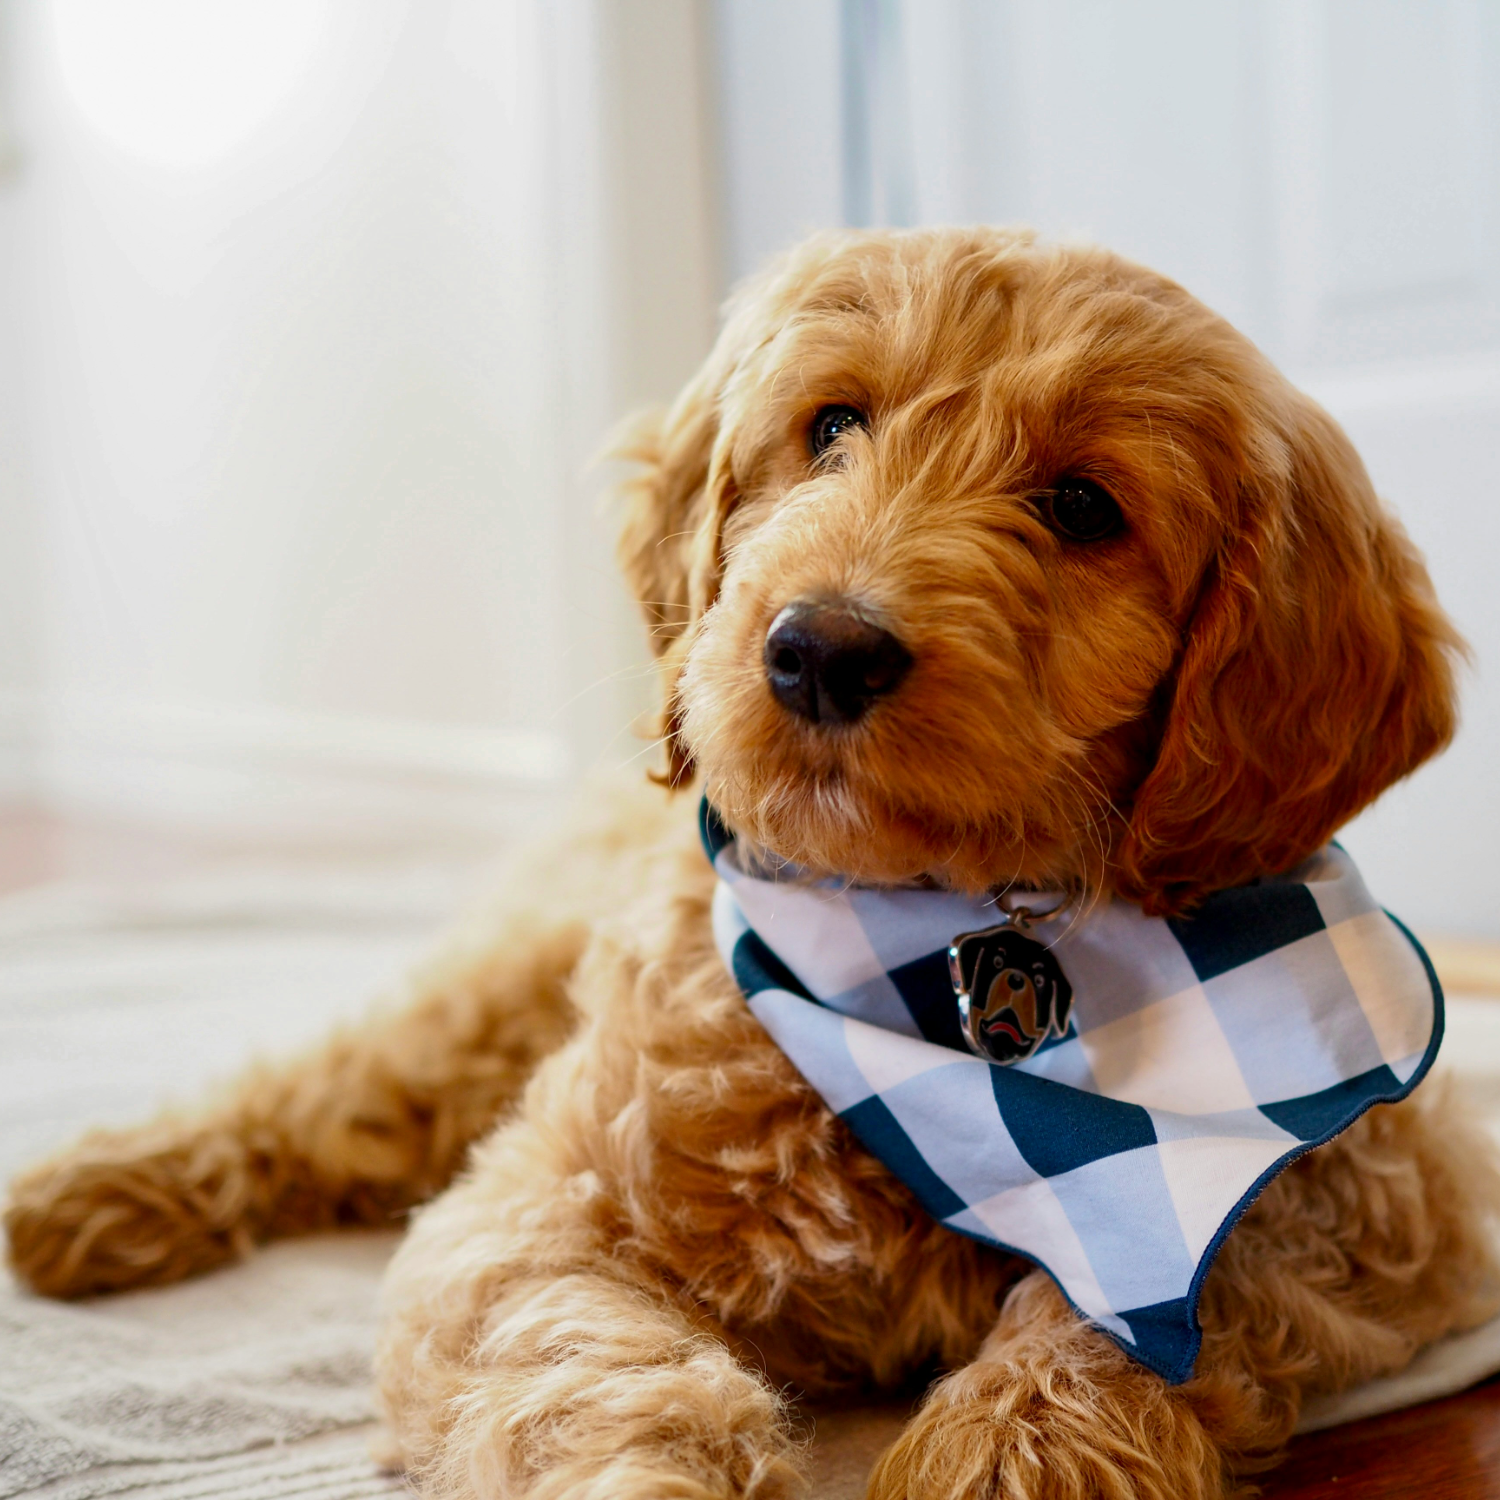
<box><xmin>995</xmin><ymin>890</ymin><xmax>1075</xmax><ymax>931</ymax></box>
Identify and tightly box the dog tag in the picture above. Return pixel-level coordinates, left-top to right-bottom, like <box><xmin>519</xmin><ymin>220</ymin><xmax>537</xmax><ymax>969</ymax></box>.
<box><xmin>948</xmin><ymin>923</ymin><xmax>1074</xmax><ymax>1064</ymax></box>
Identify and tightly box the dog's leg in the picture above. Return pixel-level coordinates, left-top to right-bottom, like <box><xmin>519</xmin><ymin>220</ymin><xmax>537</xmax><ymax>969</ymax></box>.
<box><xmin>375</xmin><ymin>1107</ymin><xmax>804</xmax><ymax>1500</ymax></box>
<box><xmin>869</xmin><ymin>1082</ymin><xmax>1500</xmax><ymax>1500</ymax></box>
<box><xmin>5</xmin><ymin>780</ymin><xmax>689</xmax><ymax>1298</ymax></box>
<box><xmin>3</xmin><ymin>908</ymin><xmax>585</xmax><ymax>1298</ymax></box>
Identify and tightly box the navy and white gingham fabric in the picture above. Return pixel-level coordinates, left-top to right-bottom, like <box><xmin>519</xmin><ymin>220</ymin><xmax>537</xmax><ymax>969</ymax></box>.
<box><xmin>702</xmin><ymin>801</ymin><xmax>1443</xmax><ymax>1383</ymax></box>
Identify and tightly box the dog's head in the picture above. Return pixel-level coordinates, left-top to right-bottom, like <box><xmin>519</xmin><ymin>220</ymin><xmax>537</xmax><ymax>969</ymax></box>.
<box><xmin>616</xmin><ymin>229</ymin><xmax>1460</xmax><ymax>913</ymax></box>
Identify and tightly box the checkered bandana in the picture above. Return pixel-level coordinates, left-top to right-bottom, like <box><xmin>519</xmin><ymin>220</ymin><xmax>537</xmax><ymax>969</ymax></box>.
<box><xmin>702</xmin><ymin>801</ymin><xmax>1443</xmax><ymax>1383</ymax></box>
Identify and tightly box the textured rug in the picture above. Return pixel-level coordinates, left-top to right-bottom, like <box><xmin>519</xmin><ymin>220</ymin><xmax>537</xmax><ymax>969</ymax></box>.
<box><xmin>3</xmin><ymin>868</ymin><xmax>1499</xmax><ymax>1499</ymax></box>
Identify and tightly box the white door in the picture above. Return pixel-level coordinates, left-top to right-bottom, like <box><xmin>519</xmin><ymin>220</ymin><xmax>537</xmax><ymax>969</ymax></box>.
<box><xmin>716</xmin><ymin>0</ymin><xmax>1500</xmax><ymax>936</ymax></box>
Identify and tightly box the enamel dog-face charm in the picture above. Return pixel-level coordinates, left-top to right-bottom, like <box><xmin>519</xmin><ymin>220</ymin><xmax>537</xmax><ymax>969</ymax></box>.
<box><xmin>949</xmin><ymin>918</ymin><xmax>1073</xmax><ymax>1064</ymax></box>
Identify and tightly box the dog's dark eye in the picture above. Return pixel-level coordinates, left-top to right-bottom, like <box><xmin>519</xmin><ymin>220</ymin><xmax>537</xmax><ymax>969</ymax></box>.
<box><xmin>1044</xmin><ymin>479</ymin><xmax>1123</xmax><ymax>543</ymax></box>
<box><xmin>808</xmin><ymin>405</ymin><xmax>866</xmax><ymax>460</ymax></box>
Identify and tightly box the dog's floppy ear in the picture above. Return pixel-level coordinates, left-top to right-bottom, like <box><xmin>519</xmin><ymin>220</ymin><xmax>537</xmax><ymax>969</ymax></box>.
<box><xmin>1116</xmin><ymin>394</ymin><xmax>1462</xmax><ymax>914</ymax></box>
<box><xmin>615</xmin><ymin>371</ymin><xmax>718</xmax><ymax>659</ymax></box>
<box><xmin>613</xmin><ymin>363</ymin><xmax>734</xmax><ymax>787</ymax></box>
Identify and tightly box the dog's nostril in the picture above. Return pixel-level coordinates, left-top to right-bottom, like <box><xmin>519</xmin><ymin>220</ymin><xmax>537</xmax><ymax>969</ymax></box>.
<box><xmin>763</xmin><ymin>600</ymin><xmax>912</xmax><ymax>726</ymax></box>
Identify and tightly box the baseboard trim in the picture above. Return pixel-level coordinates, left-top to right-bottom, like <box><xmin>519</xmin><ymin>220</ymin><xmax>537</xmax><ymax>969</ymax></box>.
<box><xmin>5</xmin><ymin>693</ymin><xmax>573</xmax><ymax>848</ymax></box>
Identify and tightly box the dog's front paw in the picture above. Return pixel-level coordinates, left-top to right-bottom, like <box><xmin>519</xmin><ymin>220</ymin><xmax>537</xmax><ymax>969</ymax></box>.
<box><xmin>867</xmin><ymin>1353</ymin><xmax>1223</xmax><ymax>1500</ymax></box>
<box><xmin>5</xmin><ymin>1118</ymin><xmax>266</xmax><ymax>1297</ymax></box>
<box><xmin>867</xmin><ymin>1274</ymin><xmax>1227</xmax><ymax>1500</ymax></box>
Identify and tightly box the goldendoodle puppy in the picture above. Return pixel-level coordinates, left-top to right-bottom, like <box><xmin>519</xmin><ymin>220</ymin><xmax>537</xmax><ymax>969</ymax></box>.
<box><xmin>8</xmin><ymin>228</ymin><xmax>1500</xmax><ymax>1500</ymax></box>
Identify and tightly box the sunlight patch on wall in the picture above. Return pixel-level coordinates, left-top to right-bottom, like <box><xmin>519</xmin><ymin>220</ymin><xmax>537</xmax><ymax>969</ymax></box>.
<box><xmin>48</xmin><ymin>0</ymin><xmax>329</xmax><ymax>169</ymax></box>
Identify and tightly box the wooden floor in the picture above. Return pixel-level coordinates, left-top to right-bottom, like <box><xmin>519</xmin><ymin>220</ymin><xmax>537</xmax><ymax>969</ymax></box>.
<box><xmin>1264</xmin><ymin>1377</ymin><xmax>1500</xmax><ymax>1499</ymax></box>
<box><xmin>3</xmin><ymin>802</ymin><xmax>1499</xmax><ymax>1498</ymax></box>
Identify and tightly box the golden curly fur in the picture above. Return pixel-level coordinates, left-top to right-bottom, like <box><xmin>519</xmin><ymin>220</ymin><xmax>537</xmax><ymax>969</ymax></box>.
<box><xmin>7</xmin><ymin>228</ymin><xmax>1500</xmax><ymax>1500</ymax></box>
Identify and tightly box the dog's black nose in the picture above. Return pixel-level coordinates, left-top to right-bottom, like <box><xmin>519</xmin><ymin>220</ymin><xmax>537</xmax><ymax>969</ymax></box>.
<box><xmin>763</xmin><ymin>601</ymin><xmax>911</xmax><ymax>725</ymax></box>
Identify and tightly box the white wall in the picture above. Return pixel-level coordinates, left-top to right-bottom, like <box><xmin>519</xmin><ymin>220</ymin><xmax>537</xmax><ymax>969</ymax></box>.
<box><xmin>714</xmin><ymin>0</ymin><xmax>841</xmax><ymax>286</ymax></box>
<box><xmin>714</xmin><ymin>0</ymin><xmax>1500</xmax><ymax>936</ymax></box>
<box><xmin>0</xmin><ymin>0</ymin><xmax>719</xmax><ymax>845</ymax></box>
<box><xmin>0</xmin><ymin>11</ymin><xmax>39</xmax><ymax>799</ymax></box>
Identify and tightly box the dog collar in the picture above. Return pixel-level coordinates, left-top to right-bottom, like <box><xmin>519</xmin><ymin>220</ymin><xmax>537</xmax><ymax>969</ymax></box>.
<box><xmin>701</xmin><ymin>801</ymin><xmax>1443</xmax><ymax>1384</ymax></box>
